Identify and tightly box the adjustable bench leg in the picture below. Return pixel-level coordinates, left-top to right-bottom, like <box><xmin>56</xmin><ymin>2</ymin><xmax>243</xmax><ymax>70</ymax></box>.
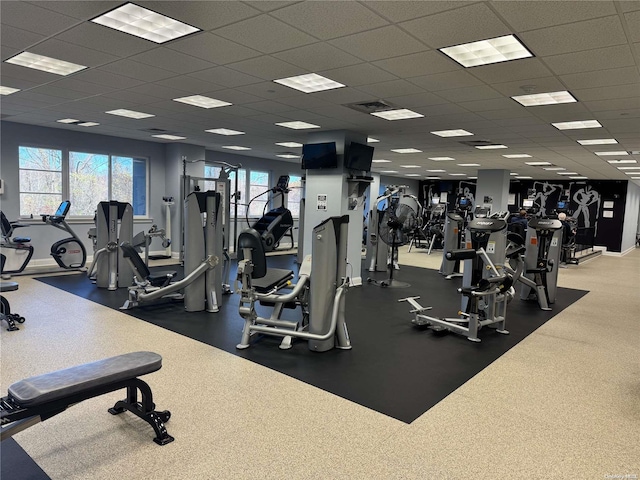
<box><xmin>108</xmin><ymin>379</ymin><xmax>174</xmax><ymax>445</ymax></box>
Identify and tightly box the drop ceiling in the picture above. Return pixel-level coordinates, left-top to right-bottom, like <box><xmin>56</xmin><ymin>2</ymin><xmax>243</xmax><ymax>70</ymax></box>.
<box><xmin>1</xmin><ymin>0</ymin><xmax>639</xmax><ymax>183</ymax></box>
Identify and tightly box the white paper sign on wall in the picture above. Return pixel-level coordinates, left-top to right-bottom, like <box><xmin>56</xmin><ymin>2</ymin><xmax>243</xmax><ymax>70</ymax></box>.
<box><xmin>317</xmin><ymin>194</ymin><xmax>327</xmax><ymax>211</ymax></box>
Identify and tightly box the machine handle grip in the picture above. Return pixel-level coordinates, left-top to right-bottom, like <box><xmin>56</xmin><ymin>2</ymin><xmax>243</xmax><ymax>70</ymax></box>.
<box><xmin>446</xmin><ymin>249</ymin><xmax>477</xmax><ymax>261</ymax></box>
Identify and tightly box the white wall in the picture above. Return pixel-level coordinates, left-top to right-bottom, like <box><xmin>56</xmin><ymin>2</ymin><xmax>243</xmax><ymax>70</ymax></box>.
<box><xmin>621</xmin><ymin>181</ymin><xmax>640</xmax><ymax>252</ymax></box>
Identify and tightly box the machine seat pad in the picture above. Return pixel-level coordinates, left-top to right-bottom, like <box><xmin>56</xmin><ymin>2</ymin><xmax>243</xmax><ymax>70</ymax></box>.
<box><xmin>252</xmin><ymin>268</ymin><xmax>293</xmax><ymax>293</ymax></box>
<box><xmin>12</xmin><ymin>237</ymin><xmax>31</xmax><ymax>243</ymax></box>
<box><xmin>8</xmin><ymin>351</ymin><xmax>162</xmax><ymax>407</ymax></box>
<box><xmin>0</xmin><ymin>282</ymin><xmax>19</xmax><ymax>292</ymax></box>
<box><xmin>148</xmin><ymin>271</ymin><xmax>176</xmax><ymax>286</ymax></box>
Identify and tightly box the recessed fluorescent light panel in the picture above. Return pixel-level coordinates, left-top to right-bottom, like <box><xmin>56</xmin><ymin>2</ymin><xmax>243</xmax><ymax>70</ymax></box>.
<box><xmin>5</xmin><ymin>52</ymin><xmax>86</xmax><ymax>76</ymax></box>
<box><xmin>400</xmin><ymin>165</ymin><xmax>420</xmax><ymax>168</ymax></box>
<box><xmin>427</xmin><ymin>169</ymin><xmax>446</xmax><ymax>173</ymax></box>
<box><xmin>624</xmin><ymin>171</ymin><xmax>640</xmax><ymax>175</ymax></box>
<box><xmin>57</xmin><ymin>118</ymin><xmax>79</xmax><ymax>124</ymax></box>
<box><xmin>391</xmin><ymin>148</ymin><xmax>422</xmax><ymax>154</ymax></box>
<box><xmin>372</xmin><ymin>159</ymin><xmax>391</xmax><ymax>163</ymax></box>
<box><xmin>449</xmin><ymin>173</ymin><xmax>466</xmax><ymax>176</ymax></box>
<box><xmin>274</xmin><ymin>73</ymin><xmax>345</xmax><ymax>93</ymax></box>
<box><xmin>152</xmin><ymin>134</ymin><xmax>186</xmax><ymax>140</ymax></box>
<box><xmin>425</xmin><ymin>176</ymin><xmax>441</xmax><ymax>180</ymax></box>
<box><xmin>174</xmin><ymin>95</ymin><xmax>232</xmax><ymax>109</ymax></box>
<box><xmin>380</xmin><ymin>170</ymin><xmax>398</xmax><ymax>173</ymax></box>
<box><xmin>78</xmin><ymin>122</ymin><xmax>100</xmax><ymax>127</ymax></box>
<box><xmin>617</xmin><ymin>167</ymin><xmax>640</xmax><ymax>170</ymax></box>
<box><xmin>594</xmin><ymin>151</ymin><xmax>628</xmax><ymax>156</ymax></box>
<box><xmin>557</xmin><ymin>172</ymin><xmax>578</xmax><ymax>175</ymax></box>
<box><xmin>367</xmin><ymin>137</ymin><xmax>380</xmax><ymax>143</ymax></box>
<box><xmin>275</xmin><ymin>121</ymin><xmax>320</xmax><ymax>130</ymax></box>
<box><xmin>607</xmin><ymin>160</ymin><xmax>636</xmax><ymax>164</ymax></box>
<box><xmin>577</xmin><ymin>138</ymin><xmax>617</xmax><ymax>145</ymax></box>
<box><xmin>91</xmin><ymin>3</ymin><xmax>200</xmax><ymax>44</ymax></box>
<box><xmin>429</xmin><ymin>157</ymin><xmax>455</xmax><ymax>161</ymax></box>
<box><xmin>570</xmin><ymin>177</ymin><xmax>588</xmax><ymax>180</ymax></box>
<box><xmin>543</xmin><ymin>167</ymin><xmax>566</xmax><ymax>171</ymax></box>
<box><xmin>439</xmin><ymin>34</ymin><xmax>533</xmax><ymax>68</ymax></box>
<box><xmin>276</xmin><ymin>154</ymin><xmax>300</xmax><ymax>159</ymax></box>
<box><xmin>406</xmin><ymin>173</ymin><xmax>421</xmax><ymax>177</ymax></box>
<box><xmin>205</xmin><ymin>128</ymin><xmax>244</xmax><ymax>135</ymax></box>
<box><xmin>222</xmin><ymin>146</ymin><xmax>251</xmax><ymax>151</ymax></box>
<box><xmin>503</xmin><ymin>154</ymin><xmax>531</xmax><ymax>158</ymax></box>
<box><xmin>106</xmin><ymin>109</ymin><xmax>154</xmax><ymax>119</ymax></box>
<box><xmin>510</xmin><ymin>173</ymin><xmax>519</xmax><ymax>176</ymax></box>
<box><xmin>476</xmin><ymin>144</ymin><xmax>508</xmax><ymax>150</ymax></box>
<box><xmin>0</xmin><ymin>86</ymin><xmax>20</xmax><ymax>95</ymax></box>
<box><xmin>371</xmin><ymin>109</ymin><xmax>424</xmax><ymax>120</ymax></box>
<box><xmin>457</xmin><ymin>163</ymin><xmax>481</xmax><ymax>167</ymax></box>
<box><xmin>516</xmin><ymin>176</ymin><xmax>533</xmax><ymax>179</ymax></box>
<box><xmin>525</xmin><ymin>162</ymin><xmax>552</xmax><ymax>166</ymax></box>
<box><xmin>511</xmin><ymin>91</ymin><xmax>577</xmax><ymax>106</ymax></box>
<box><xmin>430</xmin><ymin>130</ymin><xmax>473</xmax><ymax>137</ymax></box>
<box><xmin>276</xmin><ymin>142</ymin><xmax>303</xmax><ymax>148</ymax></box>
<box><xmin>552</xmin><ymin>120</ymin><xmax>602</xmax><ymax>130</ymax></box>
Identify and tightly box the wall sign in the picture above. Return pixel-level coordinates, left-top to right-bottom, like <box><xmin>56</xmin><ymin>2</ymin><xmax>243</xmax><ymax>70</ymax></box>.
<box><xmin>317</xmin><ymin>194</ymin><xmax>327</xmax><ymax>211</ymax></box>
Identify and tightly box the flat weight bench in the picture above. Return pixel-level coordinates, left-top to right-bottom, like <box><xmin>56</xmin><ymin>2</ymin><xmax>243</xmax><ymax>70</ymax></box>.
<box><xmin>0</xmin><ymin>351</ymin><xmax>174</xmax><ymax>445</ymax></box>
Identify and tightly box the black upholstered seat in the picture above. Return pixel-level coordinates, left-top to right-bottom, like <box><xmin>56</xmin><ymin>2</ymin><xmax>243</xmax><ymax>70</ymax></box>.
<box><xmin>119</xmin><ymin>242</ymin><xmax>175</xmax><ymax>287</ymax></box>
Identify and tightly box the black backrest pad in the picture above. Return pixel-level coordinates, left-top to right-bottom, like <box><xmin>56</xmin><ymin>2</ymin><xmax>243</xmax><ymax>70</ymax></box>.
<box><xmin>237</xmin><ymin>228</ymin><xmax>267</xmax><ymax>278</ymax></box>
<box><xmin>0</xmin><ymin>211</ymin><xmax>12</xmax><ymax>237</ymax></box>
<box><xmin>120</xmin><ymin>242</ymin><xmax>151</xmax><ymax>279</ymax></box>
<box><xmin>8</xmin><ymin>352</ymin><xmax>162</xmax><ymax>407</ymax></box>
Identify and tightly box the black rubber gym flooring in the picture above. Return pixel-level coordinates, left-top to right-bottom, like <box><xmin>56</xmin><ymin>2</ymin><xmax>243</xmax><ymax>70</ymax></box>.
<box><xmin>35</xmin><ymin>256</ymin><xmax>587</xmax><ymax>424</ymax></box>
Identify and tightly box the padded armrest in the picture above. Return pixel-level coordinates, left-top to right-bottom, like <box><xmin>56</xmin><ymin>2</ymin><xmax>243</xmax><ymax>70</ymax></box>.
<box><xmin>8</xmin><ymin>351</ymin><xmax>162</xmax><ymax>407</ymax></box>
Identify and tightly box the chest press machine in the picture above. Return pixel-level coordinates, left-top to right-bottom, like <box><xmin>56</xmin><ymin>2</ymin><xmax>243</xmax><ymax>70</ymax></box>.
<box><xmin>236</xmin><ymin>215</ymin><xmax>351</xmax><ymax>352</ymax></box>
<box><xmin>1</xmin><ymin>352</ymin><xmax>173</xmax><ymax>446</ymax></box>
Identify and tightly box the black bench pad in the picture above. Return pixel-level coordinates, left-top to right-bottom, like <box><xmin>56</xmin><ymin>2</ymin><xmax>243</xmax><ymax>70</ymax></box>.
<box><xmin>253</xmin><ymin>268</ymin><xmax>294</xmax><ymax>293</ymax></box>
<box><xmin>0</xmin><ymin>282</ymin><xmax>19</xmax><ymax>292</ymax></box>
<box><xmin>8</xmin><ymin>352</ymin><xmax>162</xmax><ymax>407</ymax></box>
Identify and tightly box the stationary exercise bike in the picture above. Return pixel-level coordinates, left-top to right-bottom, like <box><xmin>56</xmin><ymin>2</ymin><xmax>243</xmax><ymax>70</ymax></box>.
<box><xmin>0</xmin><ymin>200</ymin><xmax>87</xmax><ymax>276</ymax></box>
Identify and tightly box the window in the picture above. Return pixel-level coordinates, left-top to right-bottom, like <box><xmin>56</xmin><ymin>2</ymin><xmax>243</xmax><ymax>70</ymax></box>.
<box><xmin>18</xmin><ymin>147</ymin><xmax>63</xmax><ymax>216</ymax></box>
<box><xmin>231</xmin><ymin>169</ymin><xmax>247</xmax><ymax>217</ymax></box>
<box><xmin>287</xmin><ymin>175</ymin><xmax>302</xmax><ymax>218</ymax></box>
<box><xmin>19</xmin><ymin>146</ymin><xmax>148</xmax><ymax>217</ymax></box>
<box><xmin>203</xmin><ymin>165</ymin><xmax>221</xmax><ymax>192</ymax></box>
<box><xmin>248</xmin><ymin>170</ymin><xmax>269</xmax><ymax>218</ymax></box>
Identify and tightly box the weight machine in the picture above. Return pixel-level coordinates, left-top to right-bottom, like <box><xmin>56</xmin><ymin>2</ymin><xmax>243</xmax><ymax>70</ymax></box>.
<box><xmin>248</xmin><ymin>175</ymin><xmax>294</xmax><ymax>252</ymax></box>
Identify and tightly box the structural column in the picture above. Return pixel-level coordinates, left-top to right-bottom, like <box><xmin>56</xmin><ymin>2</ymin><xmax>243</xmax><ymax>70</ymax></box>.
<box><xmin>475</xmin><ymin>169</ymin><xmax>511</xmax><ymax>214</ymax></box>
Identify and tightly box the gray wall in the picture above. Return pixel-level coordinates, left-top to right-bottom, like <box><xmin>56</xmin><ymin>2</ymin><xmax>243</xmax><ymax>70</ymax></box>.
<box><xmin>0</xmin><ymin>121</ymin><xmax>166</xmax><ymax>263</ymax></box>
<box><xmin>621</xmin><ymin>181</ymin><xmax>640</xmax><ymax>253</ymax></box>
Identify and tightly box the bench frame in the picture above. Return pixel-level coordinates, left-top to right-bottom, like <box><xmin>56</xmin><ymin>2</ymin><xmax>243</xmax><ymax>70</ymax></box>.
<box><xmin>1</xmin><ymin>374</ymin><xmax>173</xmax><ymax>446</ymax></box>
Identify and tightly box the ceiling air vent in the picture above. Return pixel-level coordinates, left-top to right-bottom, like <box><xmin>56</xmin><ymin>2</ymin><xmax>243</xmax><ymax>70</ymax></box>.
<box><xmin>343</xmin><ymin>99</ymin><xmax>398</xmax><ymax>114</ymax></box>
<box><xmin>459</xmin><ymin>140</ymin><xmax>495</xmax><ymax>147</ymax></box>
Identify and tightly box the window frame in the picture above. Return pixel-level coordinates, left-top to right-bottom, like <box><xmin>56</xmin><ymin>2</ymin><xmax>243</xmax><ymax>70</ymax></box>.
<box><xmin>287</xmin><ymin>174</ymin><xmax>303</xmax><ymax>219</ymax></box>
<box><xmin>18</xmin><ymin>144</ymin><xmax>150</xmax><ymax>219</ymax></box>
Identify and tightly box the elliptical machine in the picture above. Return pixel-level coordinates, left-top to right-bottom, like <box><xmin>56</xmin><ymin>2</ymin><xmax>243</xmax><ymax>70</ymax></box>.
<box><xmin>248</xmin><ymin>175</ymin><xmax>294</xmax><ymax>252</ymax></box>
<box><xmin>0</xmin><ymin>200</ymin><xmax>86</xmax><ymax>276</ymax></box>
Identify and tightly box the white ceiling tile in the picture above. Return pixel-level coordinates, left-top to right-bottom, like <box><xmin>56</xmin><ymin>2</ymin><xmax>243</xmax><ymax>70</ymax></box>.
<box><xmin>418</xmin><ymin>103</ymin><xmax>469</xmax><ymax>117</ymax></box>
<box><xmin>204</xmin><ymin>88</ymin><xmax>270</xmax><ymax>105</ymax></box>
<box><xmin>137</xmin><ymin>1</ymin><xmax>261</xmax><ymax>30</ymax></box>
<box><xmin>54</xmin><ymin>23</ymin><xmax>156</xmax><ymax>56</ymax></box>
<box><xmin>491</xmin><ymin>1</ymin><xmax>617</xmax><ymax>31</ymax></box>
<box><xmin>491</xmin><ymin>76</ymin><xmax>568</xmax><ymax>97</ymax></box>
<box><xmin>271</xmin><ymin>2</ymin><xmax>388</xmax><ymax>40</ymax></box>
<box><xmin>363</xmin><ymin>1</ymin><xmax>471</xmax><ymax>23</ymax></box>
<box><xmin>98</xmin><ymin>60</ymin><xmax>176</xmax><ymax>83</ymax></box>
<box><xmin>543</xmin><ymin>45</ymin><xmax>635</xmax><ymax>75</ymax></box>
<box><xmin>103</xmin><ymin>90</ymin><xmax>162</xmax><ymax>105</ymax></box>
<box><xmin>273</xmin><ymin>43</ymin><xmax>363</xmax><ymax>71</ymax></box>
<box><xmin>372</xmin><ymin>50</ymin><xmax>461</xmax><ymax>78</ymax></box>
<box><xmin>29</xmin><ymin>85</ymin><xmax>91</xmax><ymax>100</ymax></box>
<box><xmin>624</xmin><ymin>10</ymin><xmax>640</xmax><ymax>42</ymax></box>
<box><xmin>30</xmin><ymin>1</ymin><xmax>121</xmax><ymax>19</ymax></box>
<box><xmin>479</xmin><ymin>109</ymin><xmax>537</xmax><ymax>121</ymax></box>
<box><xmin>237</xmin><ymin>81</ymin><xmax>304</xmax><ymax>100</ymax></box>
<box><xmin>226</xmin><ymin>56</ymin><xmax>304</xmax><ymax>81</ymax></box>
<box><xmin>215</xmin><ymin>15</ymin><xmax>316</xmax><ymax>54</ymax></box>
<box><xmin>29</xmin><ymin>39</ymin><xmax>119</xmax><ymax>68</ymax></box>
<box><xmin>243</xmin><ymin>101</ymin><xmax>297</xmax><ymax>114</ymax></box>
<box><xmin>243</xmin><ymin>2</ymin><xmax>298</xmax><ymax>12</ymax></box>
<box><xmin>409</xmin><ymin>70</ymin><xmax>484</xmax><ymax>91</ymax></box>
<box><xmin>329</xmin><ymin>26</ymin><xmax>427</xmax><ymax>61</ymax></box>
<box><xmin>0</xmin><ymin>63</ymin><xmax>61</xmax><ymax>84</ymax></box>
<box><xmin>318</xmin><ymin>63</ymin><xmax>397</xmax><ymax>86</ymax></box>
<box><xmin>458</xmin><ymin>98</ymin><xmax>521</xmax><ymax>112</ymax></box>
<box><xmin>470</xmin><ymin>58</ymin><xmax>554</xmax><ymax>84</ymax></box>
<box><xmin>1</xmin><ymin>1</ymin><xmax>79</xmax><ymax>35</ymax></box>
<box><xmin>384</xmin><ymin>92</ymin><xmax>450</xmax><ymax>108</ymax></box>
<box><xmin>128</xmin><ymin>48</ymin><xmax>215</xmax><ymax>74</ymax></box>
<box><xmin>526</xmin><ymin>103</ymin><xmax>591</xmax><ymax>122</ymax></box>
<box><xmin>356</xmin><ymin>80</ymin><xmax>424</xmax><ymax>99</ymax></box>
<box><xmin>49</xmin><ymin>78</ymin><xmax>118</xmax><ymax>95</ymax></box>
<box><xmin>520</xmin><ymin>16</ymin><xmax>627</xmax><ymax>57</ymax></box>
<box><xmin>70</xmin><ymin>70</ymin><xmax>145</xmax><ymax>89</ymax></box>
<box><xmin>156</xmin><ymin>76</ymin><xmax>221</xmax><ymax>94</ymax></box>
<box><xmin>189</xmin><ymin>67</ymin><xmax>263</xmax><ymax>88</ymax></box>
<box><xmin>167</xmin><ymin>32</ymin><xmax>261</xmax><ymax>65</ymax></box>
<box><xmin>560</xmin><ymin>67</ymin><xmax>640</xmax><ymax>90</ymax></box>
<box><xmin>400</xmin><ymin>3</ymin><xmax>511</xmax><ymax>48</ymax></box>
<box><xmin>275</xmin><ymin>95</ymin><xmax>335</xmax><ymax>110</ymax></box>
<box><xmin>583</xmin><ymin>97</ymin><xmax>640</xmax><ymax>112</ymax></box>
<box><xmin>436</xmin><ymin>85</ymin><xmax>503</xmax><ymax>103</ymax></box>
<box><xmin>310</xmin><ymin>87</ymin><xmax>373</xmax><ymax>105</ymax></box>
<box><xmin>574</xmin><ymin>84</ymin><xmax>640</xmax><ymax>102</ymax></box>
<box><xmin>0</xmin><ymin>74</ymin><xmax>42</xmax><ymax>90</ymax></box>
<box><xmin>0</xmin><ymin>25</ymin><xmax>46</xmax><ymax>50</ymax></box>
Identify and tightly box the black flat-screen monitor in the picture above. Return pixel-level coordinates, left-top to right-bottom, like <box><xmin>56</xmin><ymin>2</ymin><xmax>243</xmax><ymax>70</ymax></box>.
<box><xmin>345</xmin><ymin>142</ymin><xmax>374</xmax><ymax>171</ymax></box>
<box><xmin>301</xmin><ymin>142</ymin><xmax>338</xmax><ymax>170</ymax></box>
